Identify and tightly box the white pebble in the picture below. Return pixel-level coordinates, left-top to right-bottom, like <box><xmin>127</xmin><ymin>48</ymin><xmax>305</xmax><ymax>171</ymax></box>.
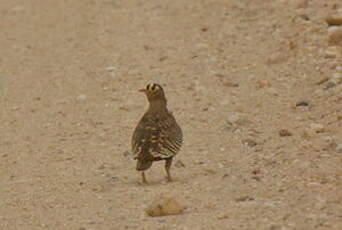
<box><xmin>310</xmin><ymin>123</ymin><xmax>325</xmax><ymax>133</ymax></box>
<box><xmin>331</xmin><ymin>73</ymin><xmax>342</xmax><ymax>84</ymax></box>
<box><xmin>226</xmin><ymin>113</ymin><xmax>246</xmax><ymax>125</ymax></box>
<box><xmin>105</xmin><ymin>66</ymin><xmax>116</xmax><ymax>72</ymax></box>
<box><xmin>328</xmin><ymin>26</ymin><xmax>339</xmax><ymax>34</ymax></box>
<box><xmin>324</xmin><ymin>47</ymin><xmax>339</xmax><ymax>58</ymax></box>
<box><xmin>76</xmin><ymin>94</ymin><xmax>87</xmax><ymax>101</ymax></box>
<box><xmin>336</xmin><ymin>143</ymin><xmax>342</xmax><ymax>153</ymax></box>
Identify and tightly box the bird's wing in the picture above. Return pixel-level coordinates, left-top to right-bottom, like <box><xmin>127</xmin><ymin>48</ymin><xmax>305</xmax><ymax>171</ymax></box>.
<box><xmin>132</xmin><ymin>113</ymin><xmax>182</xmax><ymax>159</ymax></box>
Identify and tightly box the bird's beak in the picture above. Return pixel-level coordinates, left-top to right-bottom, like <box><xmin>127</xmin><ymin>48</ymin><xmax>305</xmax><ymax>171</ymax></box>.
<box><xmin>138</xmin><ymin>88</ymin><xmax>146</xmax><ymax>92</ymax></box>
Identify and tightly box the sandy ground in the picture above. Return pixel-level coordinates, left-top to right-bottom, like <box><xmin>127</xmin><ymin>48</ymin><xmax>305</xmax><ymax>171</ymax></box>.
<box><xmin>0</xmin><ymin>0</ymin><xmax>341</xmax><ymax>229</ymax></box>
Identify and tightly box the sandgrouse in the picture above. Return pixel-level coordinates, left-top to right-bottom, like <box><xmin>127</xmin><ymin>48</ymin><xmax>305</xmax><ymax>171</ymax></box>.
<box><xmin>132</xmin><ymin>83</ymin><xmax>183</xmax><ymax>183</ymax></box>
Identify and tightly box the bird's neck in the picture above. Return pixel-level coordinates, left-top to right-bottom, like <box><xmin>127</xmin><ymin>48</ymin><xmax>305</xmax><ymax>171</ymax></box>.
<box><xmin>148</xmin><ymin>99</ymin><xmax>168</xmax><ymax>113</ymax></box>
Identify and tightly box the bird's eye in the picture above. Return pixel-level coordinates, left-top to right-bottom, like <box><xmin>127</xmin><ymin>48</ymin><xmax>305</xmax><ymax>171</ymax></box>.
<box><xmin>146</xmin><ymin>83</ymin><xmax>160</xmax><ymax>92</ymax></box>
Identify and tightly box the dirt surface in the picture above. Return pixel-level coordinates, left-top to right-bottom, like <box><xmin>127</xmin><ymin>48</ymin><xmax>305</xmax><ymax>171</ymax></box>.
<box><xmin>1</xmin><ymin>0</ymin><xmax>341</xmax><ymax>229</ymax></box>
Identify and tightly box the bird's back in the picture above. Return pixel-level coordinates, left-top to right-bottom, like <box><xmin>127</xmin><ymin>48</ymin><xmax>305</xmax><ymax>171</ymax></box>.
<box><xmin>132</xmin><ymin>110</ymin><xmax>183</xmax><ymax>169</ymax></box>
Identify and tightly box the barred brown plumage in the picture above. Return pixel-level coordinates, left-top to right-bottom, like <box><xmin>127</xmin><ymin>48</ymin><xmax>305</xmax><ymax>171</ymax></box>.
<box><xmin>132</xmin><ymin>83</ymin><xmax>183</xmax><ymax>183</ymax></box>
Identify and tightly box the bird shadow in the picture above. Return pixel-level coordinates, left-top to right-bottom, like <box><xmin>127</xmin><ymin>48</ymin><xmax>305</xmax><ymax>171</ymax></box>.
<box><xmin>126</xmin><ymin>176</ymin><xmax>187</xmax><ymax>187</ymax></box>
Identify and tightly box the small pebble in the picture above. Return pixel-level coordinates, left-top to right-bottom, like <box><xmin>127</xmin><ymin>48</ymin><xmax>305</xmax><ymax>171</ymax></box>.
<box><xmin>324</xmin><ymin>81</ymin><xmax>337</xmax><ymax>90</ymax></box>
<box><xmin>118</xmin><ymin>106</ymin><xmax>129</xmax><ymax>111</ymax></box>
<box><xmin>222</xmin><ymin>173</ymin><xmax>229</xmax><ymax>178</ymax></box>
<box><xmin>201</xmin><ymin>26</ymin><xmax>209</xmax><ymax>32</ymax></box>
<box><xmin>337</xmin><ymin>114</ymin><xmax>342</xmax><ymax>120</ymax></box>
<box><xmin>235</xmin><ymin>195</ymin><xmax>255</xmax><ymax>202</ymax></box>
<box><xmin>252</xmin><ymin>169</ymin><xmax>261</xmax><ymax>175</ymax></box>
<box><xmin>217</xmin><ymin>213</ymin><xmax>229</xmax><ymax>220</ymax></box>
<box><xmin>316</xmin><ymin>77</ymin><xmax>329</xmax><ymax>85</ymax></box>
<box><xmin>336</xmin><ymin>143</ymin><xmax>342</xmax><ymax>153</ymax></box>
<box><xmin>203</xmin><ymin>168</ymin><xmax>217</xmax><ymax>175</ymax></box>
<box><xmin>242</xmin><ymin>138</ymin><xmax>258</xmax><ymax>147</ymax></box>
<box><xmin>331</xmin><ymin>72</ymin><xmax>342</xmax><ymax>85</ymax></box>
<box><xmin>270</xmin><ymin>225</ymin><xmax>287</xmax><ymax>230</ymax></box>
<box><xmin>279</xmin><ymin>129</ymin><xmax>293</xmax><ymax>137</ymax></box>
<box><xmin>105</xmin><ymin>66</ymin><xmax>116</xmax><ymax>72</ymax></box>
<box><xmin>324</xmin><ymin>47</ymin><xmax>340</xmax><ymax>58</ymax></box>
<box><xmin>226</xmin><ymin>114</ymin><xmax>241</xmax><ymax>124</ymax></box>
<box><xmin>296</xmin><ymin>100</ymin><xmax>309</xmax><ymax>107</ymax></box>
<box><xmin>256</xmin><ymin>80</ymin><xmax>271</xmax><ymax>88</ymax></box>
<box><xmin>327</xmin><ymin>26</ymin><xmax>340</xmax><ymax>33</ymax></box>
<box><xmin>325</xmin><ymin>15</ymin><xmax>342</xmax><ymax>26</ymax></box>
<box><xmin>76</xmin><ymin>94</ymin><xmax>87</xmax><ymax>101</ymax></box>
<box><xmin>310</xmin><ymin>123</ymin><xmax>325</xmax><ymax>133</ymax></box>
<box><xmin>159</xmin><ymin>56</ymin><xmax>168</xmax><ymax>62</ymax></box>
<box><xmin>298</xmin><ymin>14</ymin><xmax>309</xmax><ymax>21</ymax></box>
<box><xmin>328</xmin><ymin>28</ymin><xmax>342</xmax><ymax>46</ymax></box>
<box><xmin>91</xmin><ymin>184</ymin><xmax>104</xmax><ymax>193</ymax></box>
<box><xmin>226</xmin><ymin>113</ymin><xmax>247</xmax><ymax>125</ymax></box>
<box><xmin>223</xmin><ymin>82</ymin><xmax>239</xmax><ymax>87</ymax></box>
<box><xmin>266</xmin><ymin>87</ymin><xmax>279</xmax><ymax>96</ymax></box>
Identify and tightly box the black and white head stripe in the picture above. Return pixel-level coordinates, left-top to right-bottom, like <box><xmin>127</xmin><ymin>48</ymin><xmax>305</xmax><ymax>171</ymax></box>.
<box><xmin>146</xmin><ymin>83</ymin><xmax>162</xmax><ymax>92</ymax></box>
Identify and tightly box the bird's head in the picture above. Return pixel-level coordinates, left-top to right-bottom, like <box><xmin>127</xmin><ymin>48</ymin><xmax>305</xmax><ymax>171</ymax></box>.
<box><xmin>139</xmin><ymin>83</ymin><xmax>166</xmax><ymax>103</ymax></box>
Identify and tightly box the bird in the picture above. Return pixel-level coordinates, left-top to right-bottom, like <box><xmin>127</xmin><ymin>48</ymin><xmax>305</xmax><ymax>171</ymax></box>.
<box><xmin>131</xmin><ymin>83</ymin><xmax>183</xmax><ymax>183</ymax></box>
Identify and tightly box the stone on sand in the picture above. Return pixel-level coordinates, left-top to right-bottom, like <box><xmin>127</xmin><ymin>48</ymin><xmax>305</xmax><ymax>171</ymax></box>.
<box><xmin>145</xmin><ymin>196</ymin><xmax>183</xmax><ymax>217</ymax></box>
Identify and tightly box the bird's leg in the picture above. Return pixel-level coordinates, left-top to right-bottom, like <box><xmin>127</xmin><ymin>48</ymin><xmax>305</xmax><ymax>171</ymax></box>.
<box><xmin>141</xmin><ymin>171</ymin><xmax>147</xmax><ymax>184</ymax></box>
<box><xmin>165</xmin><ymin>158</ymin><xmax>173</xmax><ymax>182</ymax></box>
